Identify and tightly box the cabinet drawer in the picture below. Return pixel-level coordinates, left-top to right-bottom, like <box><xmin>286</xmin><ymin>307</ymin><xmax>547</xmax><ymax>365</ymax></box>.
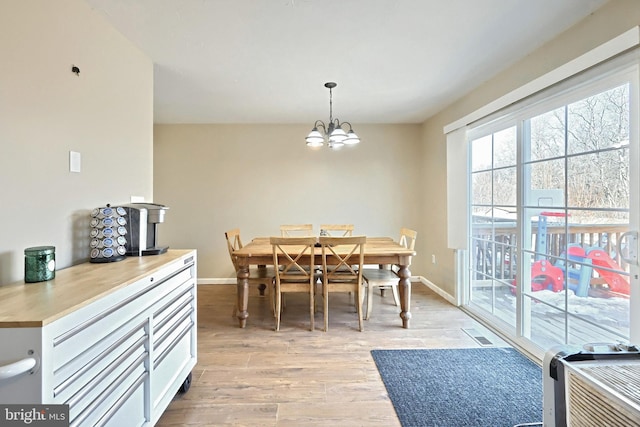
<box><xmin>152</xmin><ymin>284</ymin><xmax>194</xmax><ymax>364</ymax></box>
<box><xmin>53</xmin><ymin>319</ymin><xmax>147</xmax><ymax>402</ymax></box>
<box><xmin>51</xmin><ymin>266</ymin><xmax>193</xmax><ymax>373</ymax></box>
<box><xmin>66</xmin><ymin>339</ymin><xmax>147</xmax><ymax>426</ymax></box>
<box><xmin>151</xmin><ymin>321</ymin><xmax>193</xmax><ymax>411</ymax></box>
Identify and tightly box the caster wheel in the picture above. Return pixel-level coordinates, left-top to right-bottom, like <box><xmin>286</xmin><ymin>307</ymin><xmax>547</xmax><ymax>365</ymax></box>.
<box><xmin>179</xmin><ymin>372</ymin><xmax>193</xmax><ymax>393</ymax></box>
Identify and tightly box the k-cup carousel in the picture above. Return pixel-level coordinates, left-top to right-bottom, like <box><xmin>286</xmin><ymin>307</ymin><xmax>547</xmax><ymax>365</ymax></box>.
<box><xmin>89</xmin><ymin>204</ymin><xmax>128</xmax><ymax>263</ymax></box>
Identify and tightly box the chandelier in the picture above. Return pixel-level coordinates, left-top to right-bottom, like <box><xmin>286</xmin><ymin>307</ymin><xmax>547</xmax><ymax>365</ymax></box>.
<box><xmin>305</xmin><ymin>82</ymin><xmax>360</xmax><ymax>149</ymax></box>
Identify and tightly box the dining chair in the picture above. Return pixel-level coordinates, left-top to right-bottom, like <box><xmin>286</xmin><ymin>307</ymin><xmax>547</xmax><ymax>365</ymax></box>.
<box><xmin>225</xmin><ymin>228</ymin><xmax>275</xmax><ymax>314</ymax></box>
<box><xmin>280</xmin><ymin>224</ymin><xmax>314</xmax><ymax>237</ymax></box>
<box><xmin>319</xmin><ymin>235</ymin><xmax>366</xmax><ymax>332</ymax></box>
<box><xmin>270</xmin><ymin>236</ymin><xmax>317</xmax><ymax>331</ymax></box>
<box><xmin>320</xmin><ymin>224</ymin><xmax>354</xmax><ymax>236</ymax></box>
<box><xmin>361</xmin><ymin>227</ymin><xmax>417</xmax><ymax>320</ymax></box>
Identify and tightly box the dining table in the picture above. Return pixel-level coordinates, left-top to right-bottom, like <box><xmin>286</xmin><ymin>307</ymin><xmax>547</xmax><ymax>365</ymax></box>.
<box><xmin>232</xmin><ymin>236</ymin><xmax>416</xmax><ymax>329</ymax></box>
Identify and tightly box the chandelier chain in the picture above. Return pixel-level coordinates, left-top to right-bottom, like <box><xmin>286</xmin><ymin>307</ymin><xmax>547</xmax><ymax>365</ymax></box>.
<box><xmin>329</xmin><ymin>86</ymin><xmax>333</xmax><ymax>124</ymax></box>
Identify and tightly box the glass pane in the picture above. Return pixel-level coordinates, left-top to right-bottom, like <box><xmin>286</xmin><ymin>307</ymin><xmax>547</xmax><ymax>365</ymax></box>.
<box><xmin>528</xmin><ymin>295</ymin><xmax>566</xmax><ymax>348</ymax></box>
<box><xmin>493</xmin><ymin>167</ymin><xmax>516</xmax><ymax>206</ymax></box>
<box><xmin>471</xmin><ymin>237</ymin><xmax>493</xmax><ymax>280</ymax></box>
<box><xmin>494</xmin><ymin>126</ymin><xmax>517</xmax><ymax>168</ymax></box>
<box><xmin>565</xmin><ymin>209</ymin><xmax>629</xmax><ymax>249</ymax></box>
<box><xmin>527</xmin><ymin>158</ymin><xmax>565</xmax><ymax>192</ymax></box>
<box><xmin>566</xmin><ymin>311</ymin><xmax>628</xmax><ymax>346</ymax></box>
<box><xmin>529</xmin><ymin>107</ymin><xmax>565</xmax><ymax>161</ymax></box>
<box><xmin>567</xmin><ymin>149</ymin><xmax>629</xmax><ymax>209</ymax></box>
<box><xmin>470</xmin><ymin>277</ymin><xmax>515</xmax><ymax>326</ymax></box>
<box><xmin>471</xmin><ymin>170</ymin><xmax>492</xmax><ymax>204</ymax></box>
<box><xmin>538</xmin><ymin>211</ymin><xmax>568</xmax><ymax>261</ymax></box>
<box><xmin>471</xmin><ymin>206</ymin><xmax>492</xmax><ymax>222</ymax></box>
<box><xmin>471</xmin><ymin>135</ymin><xmax>492</xmax><ymax>171</ymax></box>
<box><xmin>524</xmin><ymin>208</ymin><xmax>631</xmax><ymax>344</ymax></box>
<box><xmin>471</xmin><ymin>215</ymin><xmax>517</xmax><ymax>282</ymax></box>
<box><xmin>568</xmin><ymin>84</ymin><xmax>630</xmax><ymax>155</ymax></box>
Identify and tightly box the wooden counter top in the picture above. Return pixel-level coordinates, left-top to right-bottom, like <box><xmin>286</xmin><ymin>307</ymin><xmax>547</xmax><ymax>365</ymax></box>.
<box><xmin>0</xmin><ymin>249</ymin><xmax>195</xmax><ymax>328</ymax></box>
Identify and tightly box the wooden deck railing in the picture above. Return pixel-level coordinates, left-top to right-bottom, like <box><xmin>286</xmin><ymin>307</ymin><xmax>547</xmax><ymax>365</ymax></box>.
<box><xmin>471</xmin><ymin>222</ymin><xmax>629</xmax><ymax>281</ymax></box>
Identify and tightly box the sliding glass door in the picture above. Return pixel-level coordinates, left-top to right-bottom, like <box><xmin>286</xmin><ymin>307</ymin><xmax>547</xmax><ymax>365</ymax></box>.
<box><xmin>469</xmin><ymin>127</ymin><xmax>518</xmax><ymax>334</ymax></box>
<box><xmin>466</xmin><ymin>59</ymin><xmax>639</xmax><ymax>353</ymax></box>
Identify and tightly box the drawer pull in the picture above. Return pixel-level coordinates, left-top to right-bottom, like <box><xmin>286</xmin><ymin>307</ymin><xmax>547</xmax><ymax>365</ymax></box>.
<box><xmin>65</xmin><ymin>340</ymin><xmax>146</xmax><ymax>408</ymax></box>
<box><xmin>155</xmin><ymin>296</ymin><xmax>193</xmax><ymax>333</ymax></box>
<box><xmin>154</xmin><ymin>309</ymin><xmax>193</xmax><ymax>349</ymax></box>
<box><xmin>0</xmin><ymin>356</ymin><xmax>38</xmax><ymax>381</ymax></box>
<box><xmin>54</xmin><ymin>327</ymin><xmax>146</xmax><ymax>398</ymax></box>
<box><xmin>70</xmin><ymin>352</ymin><xmax>147</xmax><ymax>427</ymax></box>
<box><xmin>54</xmin><ymin>265</ymin><xmax>192</xmax><ymax>346</ymax></box>
<box><xmin>154</xmin><ymin>285</ymin><xmax>193</xmax><ymax>321</ymax></box>
<box><xmin>154</xmin><ymin>321</ymin><xmax>193</xmax><ymax>369</ymax></box>
<box><xmin>94</xmin><ymin>371</ymin><xmax>148</xmax><ymax>427</ymax></box>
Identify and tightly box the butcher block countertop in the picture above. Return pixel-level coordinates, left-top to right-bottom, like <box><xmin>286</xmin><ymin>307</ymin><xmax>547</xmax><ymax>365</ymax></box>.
<box><xmin>0</xmin><ymin>250</ymin><xmax>195</xmax><ymax>328</ymax></box>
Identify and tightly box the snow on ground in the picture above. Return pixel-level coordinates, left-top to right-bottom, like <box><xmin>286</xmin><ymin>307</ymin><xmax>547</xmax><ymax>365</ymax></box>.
<box><xmin>506</xmin><ymin>289</ymin><xmax>630</xmax><ymax>330</ymax></box>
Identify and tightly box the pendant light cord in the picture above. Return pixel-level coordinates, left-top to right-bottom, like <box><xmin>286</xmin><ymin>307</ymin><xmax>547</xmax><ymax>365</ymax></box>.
<box><xmin>328</xmin><ymin>86</ymin><xmax>333</xmax><ymax>123</ymax></box>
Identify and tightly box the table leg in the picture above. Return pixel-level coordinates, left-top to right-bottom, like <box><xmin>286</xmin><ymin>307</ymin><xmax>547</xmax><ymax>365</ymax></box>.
<box><xmin>397</xmin><ymin>264</ymin><xmax>411</xmax><ymax>328</ymax></box>
<box><xmin>236</xmin><ymin>266</ymin><xmax>250</xmax><ymax>328</ymax></box>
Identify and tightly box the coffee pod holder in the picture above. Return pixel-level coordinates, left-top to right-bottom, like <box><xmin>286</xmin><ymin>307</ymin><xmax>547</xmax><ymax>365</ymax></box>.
<box><xmin>89</xmin><ymin>204</ymin><xmax>127</xmax><ymax>263</ymax></box>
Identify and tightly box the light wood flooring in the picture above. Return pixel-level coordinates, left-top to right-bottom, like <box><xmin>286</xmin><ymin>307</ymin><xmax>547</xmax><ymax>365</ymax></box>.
<box><xmin>157</xmin><ymin>282</ymin><xmax>508</xmax><ymax>426</ymax></box>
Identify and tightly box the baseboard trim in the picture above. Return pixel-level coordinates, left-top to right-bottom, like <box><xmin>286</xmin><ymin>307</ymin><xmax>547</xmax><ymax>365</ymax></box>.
<box><xmin>417</xmin><ymin>276</ymin><xmax>458</xmax><ymax>306</ymax></box>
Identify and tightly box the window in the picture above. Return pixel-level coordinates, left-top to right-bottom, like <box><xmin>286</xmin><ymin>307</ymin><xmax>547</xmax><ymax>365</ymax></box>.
<box><xmin>466</xmin><ymin>51</ymin><xmax>638</xmax><ymax>354</ymax></box>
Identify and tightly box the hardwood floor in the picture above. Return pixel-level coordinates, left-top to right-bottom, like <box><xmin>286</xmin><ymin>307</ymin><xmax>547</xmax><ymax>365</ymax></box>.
<box><xmin>157</xmin><ymin>282</ymin><xmax>508</xmax><ymax>426</ymax></box>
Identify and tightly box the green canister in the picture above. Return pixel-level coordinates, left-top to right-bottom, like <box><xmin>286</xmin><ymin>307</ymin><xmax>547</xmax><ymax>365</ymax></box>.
<box><xmin>24</xmin><ymin>246</ymin><xmax>56</xmax><ymax>283</ymax></box>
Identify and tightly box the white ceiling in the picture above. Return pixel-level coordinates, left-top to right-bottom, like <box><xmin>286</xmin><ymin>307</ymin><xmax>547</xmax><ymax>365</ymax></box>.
<box><xmin>85</xmin><ymin>0</ymin><xmax>609</xmax><ymax>124</ymax></box>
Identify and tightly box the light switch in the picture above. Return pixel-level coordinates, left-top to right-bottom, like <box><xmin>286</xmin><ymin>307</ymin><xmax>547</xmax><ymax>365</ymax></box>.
<box><xmin>69</xmin><ymin>151</ymin><xmax>81</xmax><ymax>173</ymax></box>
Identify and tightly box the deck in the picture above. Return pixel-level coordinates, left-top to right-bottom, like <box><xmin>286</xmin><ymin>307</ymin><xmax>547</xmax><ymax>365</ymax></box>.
<box><xmin>470</xmin><ymin>283</ymin><xmax>629</xmax><ymax>350</ymax></box>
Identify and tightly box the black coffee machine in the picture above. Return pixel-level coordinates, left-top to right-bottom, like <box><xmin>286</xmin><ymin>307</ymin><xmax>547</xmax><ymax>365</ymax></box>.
<box><xmin>122</xmin><ymin>203</ymin><xmax>170</xmax><ymax>256</ymax></box>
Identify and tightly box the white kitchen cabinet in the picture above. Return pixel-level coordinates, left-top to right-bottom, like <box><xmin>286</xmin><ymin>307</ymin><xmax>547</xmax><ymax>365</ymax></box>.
<box><xmin>0</xmin><ymin>250</ymin><xmax>197</xmax><ymax>426</ymax></box>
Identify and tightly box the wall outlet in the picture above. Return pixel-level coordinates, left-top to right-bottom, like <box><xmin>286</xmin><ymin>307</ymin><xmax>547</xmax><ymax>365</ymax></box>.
<box><xmin>432</xmin><ymin>254</ymin><xmax>436</xmax><ymax>264</ymax></box>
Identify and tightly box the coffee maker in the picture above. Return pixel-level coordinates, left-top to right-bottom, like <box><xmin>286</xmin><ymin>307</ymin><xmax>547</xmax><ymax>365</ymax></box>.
<box><xmin>122</xmin><ymin>203</ymin><xmax>170</xmax><ymax>256</ymax></box>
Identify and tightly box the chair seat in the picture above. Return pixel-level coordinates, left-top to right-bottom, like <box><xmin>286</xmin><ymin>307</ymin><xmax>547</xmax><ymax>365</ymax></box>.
<box><xmin>361</xmin><ymin>227</ymin><xmax>416</xmax><ymax>321</ymax></box>
<box><xmin>361</xmin><ymin>268</ymin><xmax>400</xmax><ymax>320</ymax></box>
<box><xmin>361</xmin><ymin>268</ymin><xmax>399</xmax><ymax>282</ymax></box>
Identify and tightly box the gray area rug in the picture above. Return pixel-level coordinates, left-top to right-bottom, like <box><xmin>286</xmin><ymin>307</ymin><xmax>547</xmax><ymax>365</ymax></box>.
<box><xmin>371</xmin><ymin>347</ymin><xmax>542</xmax><ymax>427</ymax></box>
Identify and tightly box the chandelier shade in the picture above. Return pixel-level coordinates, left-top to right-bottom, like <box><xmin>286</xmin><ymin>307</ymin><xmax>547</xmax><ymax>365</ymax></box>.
<box><xmin>305</xmin><ymin>82</ymin><xmax>360</xmax><ymax>149</ymax></box>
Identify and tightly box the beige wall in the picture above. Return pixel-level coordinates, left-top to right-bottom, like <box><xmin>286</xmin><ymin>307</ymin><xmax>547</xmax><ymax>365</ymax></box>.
<box><xmin>0</xmin><ymin>0</ymin><xmax>153</xmax><ymax>284</ymax></box>
<box><xmin>420</xmin><ymin>0</ymin><xmax>640</xmax><ymax>298</ymax></box>
<box><xmin>154</xmin><ymin>1</ymin><xmax>639</xmax><ymax>287</ymax></box>
<box><xmin>153</xmin><ymin>124</ymin><xmax>422</xmax><ymax>279</ymax></box>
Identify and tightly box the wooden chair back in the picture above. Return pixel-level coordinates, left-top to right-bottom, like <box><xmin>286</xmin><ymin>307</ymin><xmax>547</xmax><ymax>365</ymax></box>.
<box><xmin>399</xmin><ymin>227</ymin><xmax>418</xmax><ymax>250</ymax></box>
<box><xmin>270</xmin><ymin>236</ymin><xmax>317</xmax><ymax>281</ymax></box>
<box><xmin>319</xmin><ymin>236</ymin><xmax>365</xmax><ymax>280</ymax></box>
<box><xmin>224</xmin><ymin>228</ymin><xmax>243</xmax><ymax>271</ymax></box>
<box><xmin>320</xmin><ymin>224</ymin><xmax>354</xmax><ymax>237</ymax></box>
<box><xmin>280</xmin><ymin>224</ymin><xmax>314</xmax><ymax>237</ymax></box>
<box><xmin>270</xmin><ymin>236</ymin><xmax>317</xmax><ymax>331</ymax></box>
<box><xmin>319</xmin><ymin>235</ymin><xmax>366</xmax><ymax>332</ymax></box>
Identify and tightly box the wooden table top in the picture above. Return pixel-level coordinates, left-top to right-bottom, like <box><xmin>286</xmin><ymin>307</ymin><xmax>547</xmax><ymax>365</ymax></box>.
<box><xmin>0</xmin><ymin>249</ymin><xmax>195</xmax><ymax>328</ymax></box>
<box><xmin>233</xmin><ymin>236</ymin><xmax>415</xmax><ymax>258</ymax></box>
